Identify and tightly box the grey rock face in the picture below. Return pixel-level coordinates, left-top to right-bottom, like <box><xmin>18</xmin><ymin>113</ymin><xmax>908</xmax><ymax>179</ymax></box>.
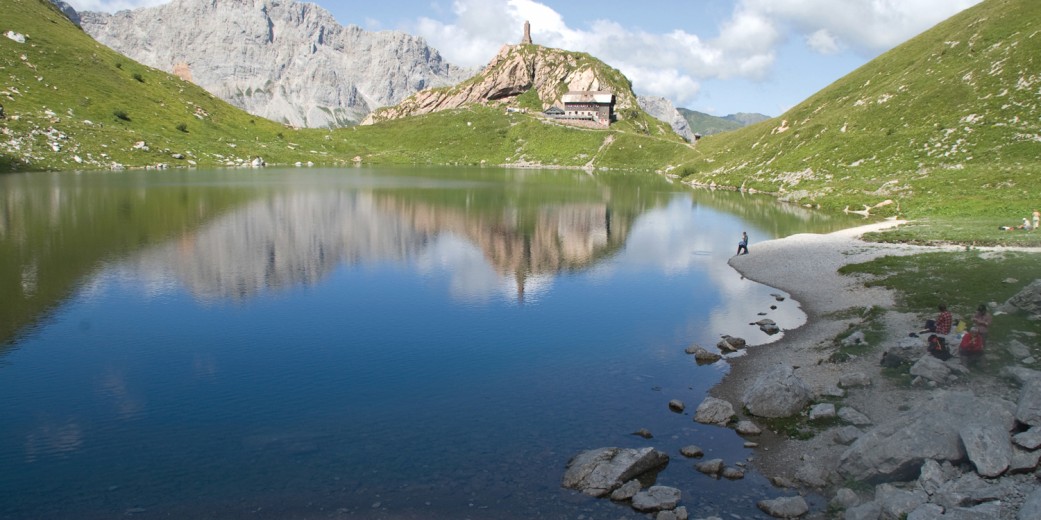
<box><xmin>637</xmin><ymin>96</ymin><xmax>694</xmax><ymax>142</ymax></box>
<box><xmin>809</xmin><ymin>403</ymin><xmax>837</xmax><ymax>420</ymax></box>
<box><xmin>1020</xmin><ymin>487</ymin><xmax>1041</xmax><ymax>520</ymax></box>
<box><xmin>742</xmin><ymin>365</ymin><xmax>812</xmax><ymax>418</ymax></box>
<box><xmin>960</xmin><ymin>425</ymin><xmax>1012</xmax><ymax>477</ymax></box>
<box><xmin>838</xmin><ymin>391</ymin><xmax>1016</xmax><ymax>482</ymax></box>
<box><xmin>562</xmin><ymin>447</ymin><xmax>669</xmax><ymax>497</ymax></box>
<box><xmin>1001</xmin><ymin>278</ymin><xmax>1041</xmax><ymax>317</ymax></box>
<box><xmin>1015</xmin><ymin>378</ymin><xmax>1041</xmax><ymax>426</ymax></box>
<box><xmin>910</xmin><ymin>355</ymin><xmax>951</xmax><ymax>383</ymax></box>
<box><xmin>78</xmin><ymin>0</ymin><xmax>469</xmax><ymax>128</ymax></box>
<box><xmin>757</xmin><ymin>495</ymin><xmax>809</xmax><ymax>518</ymax></box>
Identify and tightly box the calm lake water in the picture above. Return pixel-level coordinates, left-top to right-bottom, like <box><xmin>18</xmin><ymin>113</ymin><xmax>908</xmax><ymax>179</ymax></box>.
<box><xmin>0</xmin><ymin>167</ymin><xmax>862</xmax><ymax>519</ymax></box>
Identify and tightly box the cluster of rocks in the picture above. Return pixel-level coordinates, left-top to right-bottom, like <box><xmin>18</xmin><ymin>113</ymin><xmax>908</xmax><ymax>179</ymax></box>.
<box><xmin>561</xmin><ymin>447</ymin><xmax>687</xmax><ymax>518</ymax></box>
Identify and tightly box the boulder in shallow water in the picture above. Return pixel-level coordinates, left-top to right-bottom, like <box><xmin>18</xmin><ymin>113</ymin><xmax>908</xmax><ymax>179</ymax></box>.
<box><xmin>562</xmin><ymin>447</ymin><xmax>669</xmax><ymax>497</ymax></box>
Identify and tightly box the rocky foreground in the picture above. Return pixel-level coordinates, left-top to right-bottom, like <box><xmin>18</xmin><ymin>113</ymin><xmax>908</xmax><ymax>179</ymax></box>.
<box><xmin>562</xmin><ymin>221</ymin><xmax>1041</xmax><ymax>519</ymax></box>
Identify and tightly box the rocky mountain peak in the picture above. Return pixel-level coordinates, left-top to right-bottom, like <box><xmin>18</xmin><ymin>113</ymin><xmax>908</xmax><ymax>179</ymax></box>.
<box><xmin>364</xmin><ymin>43</ymin><xmax>640</xmax><ymax>125</ymax></box>
<box><xmin>77</xmin><ymin>0</ymin><xmax>471</xmax><ymax>128</ymax></box>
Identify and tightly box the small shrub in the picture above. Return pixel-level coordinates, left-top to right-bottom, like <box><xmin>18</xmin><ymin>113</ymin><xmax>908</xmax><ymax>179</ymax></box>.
<box><xmin>115</xmin><ymin>62</ymin><xmax>123</xmax><ymax>69</ymax></box>
<box><xmin>113</xmin><ymin>109</ymin><xmax>130</xmax><ymax>122</ymax></box>
<box><xmin>175</xmin><ymin>122</ymin><xmax>188</xmax><ymax>133</ymax></box>
<box><xmin>132</xmin><ymin>73</ymin><xmax>144</xmax><ymax>83</ymax></box>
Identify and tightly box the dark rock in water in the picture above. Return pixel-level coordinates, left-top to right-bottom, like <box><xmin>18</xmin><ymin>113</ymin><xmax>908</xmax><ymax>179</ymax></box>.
<box><xmin>771</xmin><ymin>293</ymin><xmax>786</xmax><ymax>302</ymax></box>
<box><xmin>690</xmin><ymin>346</ymin><xmax>722</xmax><ymax>364</ymax></box>
<box><xmin>770</xmin><ymin>305</ymin><xmax>777</xmax><ymax>310</ymax></box>
<box><xmin>609</xmin><ymin>479</ymin><xmax>641</xmax><ymax>501</ymax></box>
<box><xmin>722</xmin><ymin>466</ymin><xmax>745</xmax><ymax>480</ymax></box>
<box><xmin>632</xmin><ymin>428</ymin><xmax>653</xmax><ymax>439</ymax></box>
<box><xmin>679</xmin><ymin>445</ymin><xmax>704</xmax><ymax>458</ymax></box>
<box><xmin>717</xmin><ymin>335</ymin><xmax>747</xmax><ymax>352</ymax></box>
<box><xmin>562</xmin><ymin>447</ymin><xmax>670</xmax><ymax>497</ymax></box>
<box><xmin>695</xmin><ymin>458</ymin><xmax>724</xmax><ymax>476</ymax></box>
<box><xmin>631</xmin><ymin>485</ymin><xmax>681</xmax><ymax>512</ymax></box>
<box><xmin>668</xmin><ymin>399</ymin><xmax>685</xmax><ymax>413</ymax></box>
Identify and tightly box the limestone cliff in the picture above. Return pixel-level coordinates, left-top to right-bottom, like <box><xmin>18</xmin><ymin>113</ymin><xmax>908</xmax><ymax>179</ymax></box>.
<box><xmin>364</xmin><ymin>44</ymin><xmax>640</xmax><ymax>125</ymax></box>
<box><xmin>77</xmin><ymin>0</ymin><xmax>470</xmax><ymax>128</ymax></box>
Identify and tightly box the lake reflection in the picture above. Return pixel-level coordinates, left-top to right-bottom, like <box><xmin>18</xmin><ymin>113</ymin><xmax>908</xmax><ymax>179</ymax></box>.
<box><xmin>0</xmin><ymin>168</ymin><xmax>860</xmax><ymax>519</ymax></box>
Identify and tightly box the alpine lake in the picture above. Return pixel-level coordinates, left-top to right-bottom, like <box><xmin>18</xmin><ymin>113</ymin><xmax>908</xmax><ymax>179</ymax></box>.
<box><xmin>0</xmin><ymin>167</ymin><xmax>864</xmax><ymax>519</ymax></box>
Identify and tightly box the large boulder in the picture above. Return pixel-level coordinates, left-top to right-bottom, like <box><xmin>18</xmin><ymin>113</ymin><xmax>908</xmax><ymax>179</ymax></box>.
<box><xmin>909</xmin><ymin>355</ymin><xmax>951</xmax><ymax>383</ymax></box>
<box><xmin>1001</xmin><ymin>279</ymin><xmax>1041</xmax><ymax>317</ymax></box>
<box><xmin>742</xmin><ymin>365</ymin><xmax>812</xmax><ymax>418</ymax></box>
<box><xmin>960</xmin><ymin>424</ymin><xmax>1012</xmax><ymax>477</ymax></box>
<box><xmin>562</xmin><ymin>447</ymin><xmax>669</xmax><ymax>497</ymax></box>
<box><xmin>838</xmin><ymin>391</ymin><xmax>1016</xmax><ymax>482</ymax></box>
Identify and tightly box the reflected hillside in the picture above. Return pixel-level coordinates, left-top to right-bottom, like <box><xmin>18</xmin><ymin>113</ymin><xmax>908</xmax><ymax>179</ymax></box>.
<box><xmin>0</xmin><ymin>172</ymin><xmax>257</xmax><ymax>347</ymax></box>
<box><xmin>123</xmin><ymin>190</ymin><xmax>631</xmax><ymax>303</ymax></box>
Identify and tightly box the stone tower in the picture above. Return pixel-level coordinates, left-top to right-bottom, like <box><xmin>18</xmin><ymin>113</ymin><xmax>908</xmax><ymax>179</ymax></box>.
<box><xmin>521</xmin><ymin>20</ymin><xmax>533</xmax><ymax>45</ymax></box>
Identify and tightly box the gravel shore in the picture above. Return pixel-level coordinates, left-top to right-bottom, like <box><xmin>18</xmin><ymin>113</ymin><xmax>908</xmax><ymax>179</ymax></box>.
<box><xmin>711</xmin><ymin>219</ymin><xmax>967</xmax><ymax>484</ymax></box>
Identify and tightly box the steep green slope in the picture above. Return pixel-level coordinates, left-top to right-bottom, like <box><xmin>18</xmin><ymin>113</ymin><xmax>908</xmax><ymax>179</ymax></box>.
<box><xmin>0</xmin><ymin>0</ymin><xmax>346</xmax><ymax>171</ymax></box>
<box><xmin>679</xmin><ymin>0</ymin><xmax>1041</xmax><ymax>218</ymax></box>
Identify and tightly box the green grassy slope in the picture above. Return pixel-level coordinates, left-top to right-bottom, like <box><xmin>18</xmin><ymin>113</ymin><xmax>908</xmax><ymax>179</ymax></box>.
<box><xmin>1</xmin><ymin>0</ymin><xmax>694</xmax><ymax>173</ymax></box>
<box><xmin>0</xmin><ymin>0</ymin><xmax>344</xmax><ymax>170</ymax></box>
<box><xmin>678</xmin><ymin>0</ymin><xmax>1041</xmax><ymax>218</ymax></box>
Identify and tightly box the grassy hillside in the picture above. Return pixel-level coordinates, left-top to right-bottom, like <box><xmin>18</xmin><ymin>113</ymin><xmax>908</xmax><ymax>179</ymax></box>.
<box><xmin>678</xmin><ymin>0</ymin><xmax>1041</xmax><ymax>220</ymax></box>
<box><xmin>0</xmin><ymin>0</ymin><xmax>339</xmax><ymax>170</ymax></box>
<box><xmin>678</xmin><ymin>108</ymin><xmax>771</xmax><ymax>136</ymax></box>
<box><xmin>0</xmin><ymin>0</ymin><xmax>692</xmax><ymax>173</ymax></box>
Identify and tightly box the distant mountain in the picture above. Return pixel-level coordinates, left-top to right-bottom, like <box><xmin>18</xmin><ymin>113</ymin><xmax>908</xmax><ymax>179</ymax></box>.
<box><xmin>677</xmin><ymin>108</ymin><xmax>771</xmax><ymax>136</ymax></box>
<box><xmin>680</xmin><ymin>0</ymin><xmax>1041</xmax><ymax>216</ymax></box>
<box><xmin>77</xmin><ymin>0</ymin><xmax>470</xmax><ymax>128</ymax></box>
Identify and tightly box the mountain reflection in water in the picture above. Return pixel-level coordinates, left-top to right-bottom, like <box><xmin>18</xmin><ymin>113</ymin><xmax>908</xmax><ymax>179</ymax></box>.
<box><xmin>119</xmin><ymin>192</ymin><xmax>622</xmax><ymax>304</ymax></box>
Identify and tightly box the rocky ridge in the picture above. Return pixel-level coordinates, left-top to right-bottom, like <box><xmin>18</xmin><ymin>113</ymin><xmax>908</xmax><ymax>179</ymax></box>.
<box><xmin>638</xmin><ymin>96</ymin><xmax>694</xmax><ymax>142</ymax></box>
<box><xmin>363</xmin><ymin>43</ymin><xmax>640</xmax><ymax>125</ymax></box>
<box><xmin>76</xmin><ymin>0</ymin><xmax>470</xmax><ymax>128</ymax></box>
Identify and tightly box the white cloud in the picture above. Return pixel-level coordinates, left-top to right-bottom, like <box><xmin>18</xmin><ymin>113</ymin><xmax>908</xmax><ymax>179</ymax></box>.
<box><xmin>64</xmin><ymin>0</ymin><xmax>167</xmax><ymax>12</ymax></box>
<box><xmin>806</xmin><ymin>29</ymin><xmax>840</xmax><ymax>54</ymax></box>
<box><xmin>739</xmin><ymin>0</ymin><xmax>983</xmax><ymax>54</ymax></box>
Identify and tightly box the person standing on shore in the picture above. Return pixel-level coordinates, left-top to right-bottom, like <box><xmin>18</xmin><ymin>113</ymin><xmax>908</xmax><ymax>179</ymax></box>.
<box><xmin>1033</xmin><ymin>209</ymin><xmax>1039</xmax><ymax>231</ymax></box>
<box><xmin>736</xmin><ymin>231</ymin><xmax>749</xmax><ymax>256</ymax></box>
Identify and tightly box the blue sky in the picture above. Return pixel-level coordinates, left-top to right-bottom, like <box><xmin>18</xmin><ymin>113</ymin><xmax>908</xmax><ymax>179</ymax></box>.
<box><xmin>66</xmin><ymin>0</ymin><xmax>983</xmax><ymax>117</ymax></box>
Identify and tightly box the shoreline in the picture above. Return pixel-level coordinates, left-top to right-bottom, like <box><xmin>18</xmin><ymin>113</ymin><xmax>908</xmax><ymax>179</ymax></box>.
<box><xmin>710</xmin><ymin>219</ymin><xmax>952</xmax><ymax>484</ymax></box>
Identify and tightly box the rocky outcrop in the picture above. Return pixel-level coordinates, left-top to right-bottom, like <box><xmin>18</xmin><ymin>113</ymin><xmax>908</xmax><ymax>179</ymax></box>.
<box><xmin>837</xmin><ymin>391</ymin><xmax>1017</xmax><ymax>482</ymax></box>
<box><xmin>77</xmin><ymin>0</ymin><xmax>469</xmax><ymax>128</ymax></box>
<box><xmin>638</xmin><ymin>96</ymin><xmax>693</xmax><ymax>142</ymax></box>
<box><xmin>364</xmin><ymin>44</ymin><xmax>638</xmax><ymax>125</ymax></box>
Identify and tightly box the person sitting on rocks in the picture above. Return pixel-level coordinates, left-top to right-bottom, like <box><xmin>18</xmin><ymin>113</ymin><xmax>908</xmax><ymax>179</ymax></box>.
<box><xmin>935</xmin><ymin>304</ymin><xmax>952</xmax><ymax>336</ymax></box>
